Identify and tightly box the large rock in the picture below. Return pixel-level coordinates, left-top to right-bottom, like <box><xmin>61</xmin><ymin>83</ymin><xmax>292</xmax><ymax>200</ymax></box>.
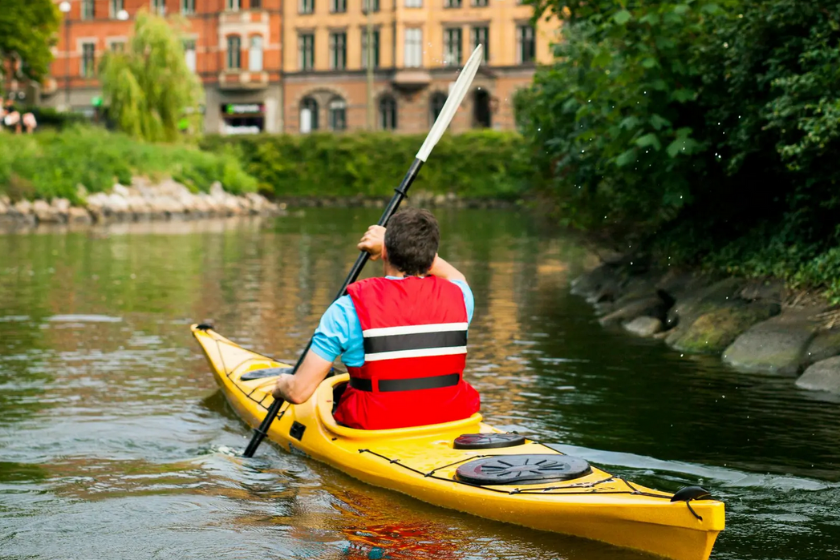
<box><xmin>599</xmin><ymin>294</ymin><xmax>670</xmax><ymax>327</ymax></box>
<box><xmin>667</xmin><ymin>301</ymin><xmax>780</xmax><ymax>354</ymax></box>
<box><xmin>804</xmin><ymin>328</ymin><xmax>840</xmax><ymax>365</ymax></box>
<box><xmin>722</xmin><ymin>308</ymin><xmax>822</xmax><ymax>374</ymax></box>
<box><xmin>623</xmin><ymin>316</ymin><xmax>663</xmax><ymax>337</ymax></box>
<box><xmin>796</xmin><ymin>357</ymin><xmax>840</xmax><ymax>393</ymax></box>
<box><xmin>67</xmin><ymin>207</ymin><xmax>92</xmax><ymax>224</ymax></box>
<box><xmin>32</xmin><ymin>199</ymin><xmax>64</xmax><ymax>223</ymax></box>
<box><xmin>666</xmin><ymin>277</ymin><xmax>745</xmax><ymax>331</ymax></box>
<box><xmin>571</xmin><ymin>264</ymin><xmax>621</xmax><ymax>299</ymax></box>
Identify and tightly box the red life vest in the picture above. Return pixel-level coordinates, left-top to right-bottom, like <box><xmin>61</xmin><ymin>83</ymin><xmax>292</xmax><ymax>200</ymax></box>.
<box><xmin>333</xmin><ymin>276</ymin><xmax>481</xmax><ymax>430</ymax></box>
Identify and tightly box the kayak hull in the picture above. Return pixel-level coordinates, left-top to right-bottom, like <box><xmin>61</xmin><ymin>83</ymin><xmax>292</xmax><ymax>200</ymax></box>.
<box><xmin>192</xmin><ymin>325</ymin><xmax>724</xmax><ymax>560</ymax></box>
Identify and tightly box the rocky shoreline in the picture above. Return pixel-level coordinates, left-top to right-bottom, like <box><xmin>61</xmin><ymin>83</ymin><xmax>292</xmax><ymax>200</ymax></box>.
<box><xmin>572</xmin><ymin>259</ymin><xmax>840</xmax><ymax>394</ymax></box>
<box><xmin>0</xmin><ymin>177</ymin><xmax>284</xmax><ymax>230</ymax></box>
<box><xmin>273</xmin><ymin>191</ymin><xmax>516</xmax><ymax>210</ymax></box>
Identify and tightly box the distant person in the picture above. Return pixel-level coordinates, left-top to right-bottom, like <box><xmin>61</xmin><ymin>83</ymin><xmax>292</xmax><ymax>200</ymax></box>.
<box><xmin>22</xmin><ymin>112</ymin><xmax>37</xmax><ymax>134</ymax></box>
<box><xmin>272</xmin><ymin>208</ymin><xmax>480</xmax><ymax>430</ymax></box>
<box><xmin>4</xmin><ymin>109</ymin><xmax>21</xmax><ymax>134</ymax></box>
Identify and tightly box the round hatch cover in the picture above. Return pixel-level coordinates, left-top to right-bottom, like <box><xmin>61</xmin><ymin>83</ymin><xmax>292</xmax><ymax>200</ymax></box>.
<box><xmin>453</xmin><ymin>433</ymin><xmax>526</xmax><ymax>450</ymax></box>
<box><xmin>456</xmin><ymin>454</ymin><xmax>592</xmax><ymax>485</ymax></box>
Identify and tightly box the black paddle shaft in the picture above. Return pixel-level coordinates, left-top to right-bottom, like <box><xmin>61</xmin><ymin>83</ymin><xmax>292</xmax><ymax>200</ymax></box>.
<box><xmin>242</xmin><ymin>158</ymin><xmax>424</xmax><ymax>457</ymax></box>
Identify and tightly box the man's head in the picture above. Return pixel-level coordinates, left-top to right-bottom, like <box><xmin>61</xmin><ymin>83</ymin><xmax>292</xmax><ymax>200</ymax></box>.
<box><xmin>384</xmin><ymin>208</ymin><xmax>440</xmax><ymax>276</ymax></box>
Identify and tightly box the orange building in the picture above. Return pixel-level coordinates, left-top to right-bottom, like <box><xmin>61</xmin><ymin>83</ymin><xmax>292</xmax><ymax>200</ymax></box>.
<box><xmin>37</xmin><ymin>0</ymin><xmax>558</xmax><ymax>133</ymax></box>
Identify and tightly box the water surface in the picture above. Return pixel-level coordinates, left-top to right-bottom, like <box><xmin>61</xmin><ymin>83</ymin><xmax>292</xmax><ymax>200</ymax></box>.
<box><xmin>1</xmin><ymin>208</ymin><xmax>838</xmax><ymax>559</ymax></box>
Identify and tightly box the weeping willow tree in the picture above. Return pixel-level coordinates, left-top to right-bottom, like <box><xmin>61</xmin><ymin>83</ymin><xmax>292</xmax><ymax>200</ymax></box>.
<box><xmin>100</xmin><ymin>11</ymin><xmax>202</xmax><ymax>142</ymax></box>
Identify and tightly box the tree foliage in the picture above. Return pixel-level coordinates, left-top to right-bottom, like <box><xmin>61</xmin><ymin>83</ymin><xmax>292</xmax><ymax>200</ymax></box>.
<box><xmin>0</xmin><ymin>0</ymin><xmax>61</xmax><ymax>90</ymax></box>
<box><xmin>516</xmin><ymin>0</ymin><xmax>840</xmax><ymax>298</ymax></box>
<box><xmin>100</xmin><ymin>11</ymin><xmax>202</xmax><ymax>142</ymax></box>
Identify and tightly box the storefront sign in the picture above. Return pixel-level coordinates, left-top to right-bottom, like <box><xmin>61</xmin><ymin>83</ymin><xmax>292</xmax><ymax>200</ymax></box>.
<box><xmin>224</xmin><ymin>103</ymin><xmax>264</xmax><ymax>115</ymax></box>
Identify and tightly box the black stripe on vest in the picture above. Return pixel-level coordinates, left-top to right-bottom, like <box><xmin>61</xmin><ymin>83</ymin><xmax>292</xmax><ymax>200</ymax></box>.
<box><xmin>364</xmin><ymin>330</ymin><xmax>467</xmax><ymax>355</ymax></box>
<box><xmin>350</xmin><ymin>373</ymin><xmax>461</xmax><ymax>392</ymax></box>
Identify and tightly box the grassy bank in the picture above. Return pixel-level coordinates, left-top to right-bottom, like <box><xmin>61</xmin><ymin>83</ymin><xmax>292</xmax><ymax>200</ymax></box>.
<box><xmin>199</xmin><ymin>130</ymin><xmax>532</xmax><ymax>200</ymax></box>
<box><xmin>0</xmin><ymin>127</ymin><xmax>256</xmax><ymax>203</ymax></box>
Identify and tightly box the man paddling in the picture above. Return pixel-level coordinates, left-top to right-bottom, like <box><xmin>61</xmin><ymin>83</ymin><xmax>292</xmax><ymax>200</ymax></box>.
<box><xmin>272</xmin><ymin>208</ymin><xmax>480</xmax><ymax>430</ymax></box>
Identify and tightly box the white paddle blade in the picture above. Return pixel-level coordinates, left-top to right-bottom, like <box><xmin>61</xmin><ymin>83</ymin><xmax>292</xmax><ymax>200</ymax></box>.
<box><xmin>415</xmin><ymin>45</ymin><xmax>484</xmax><ymax>163</ymax></box>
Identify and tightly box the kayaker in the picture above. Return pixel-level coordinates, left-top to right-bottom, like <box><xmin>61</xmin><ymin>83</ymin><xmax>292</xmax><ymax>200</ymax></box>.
<box><xmin>272</xmin><ymin>208</ymin><xmax>480</xmax><ymax>430</ymax></box>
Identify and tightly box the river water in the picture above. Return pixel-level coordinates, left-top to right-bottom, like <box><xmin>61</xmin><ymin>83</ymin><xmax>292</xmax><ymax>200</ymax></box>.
<box><xmin>1</xmin><ymin>208</ymin><xmax>838</xmax><ymax>560</ymax></box>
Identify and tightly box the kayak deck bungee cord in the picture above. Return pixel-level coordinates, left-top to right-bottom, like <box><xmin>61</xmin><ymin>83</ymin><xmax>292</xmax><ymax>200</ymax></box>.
<box><xmin>192</xmin><ymin>324</ymin><xmax>725</xmax><ymax>560</ymax></box>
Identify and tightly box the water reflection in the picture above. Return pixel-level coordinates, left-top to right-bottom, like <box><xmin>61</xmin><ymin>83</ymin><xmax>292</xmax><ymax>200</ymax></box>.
<box><xmin>1</xmin><ymin>208</ymin><xmax>839</xmax><ymax>560</ymax></box>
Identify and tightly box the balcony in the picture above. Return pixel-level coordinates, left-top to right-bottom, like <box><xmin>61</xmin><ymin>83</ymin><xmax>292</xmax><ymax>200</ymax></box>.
<box><xmin>391</xmin><ymin>69</ymin><xmax>432</xmax><ymax>91</ymax></box>
<box><xmin>218</xmin><ymin>70</ymin><xmax>269</xmax><ymax>91</ymax></box>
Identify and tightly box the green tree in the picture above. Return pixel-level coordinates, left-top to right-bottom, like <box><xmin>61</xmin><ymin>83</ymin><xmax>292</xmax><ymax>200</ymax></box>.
<box><xmin>0</xmin><ymin>0</ymin><xmax>61</xmax><ymax>93</ymax></box>
<box><xmin>100</xmin><ymin>11</ymin><xmax>202</xmax><ymax>142</ymax></box>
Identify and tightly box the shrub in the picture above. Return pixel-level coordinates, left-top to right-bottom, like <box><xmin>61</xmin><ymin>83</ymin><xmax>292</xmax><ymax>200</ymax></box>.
<box><xmin>200</xmin><ymin>130</ymin><xmax>532</xmax><ymax>200</ymax></box>
<box><xmin>0</xmin><ymin>126</ymin><xmax>256</xmax><ymax>202</ymax></box>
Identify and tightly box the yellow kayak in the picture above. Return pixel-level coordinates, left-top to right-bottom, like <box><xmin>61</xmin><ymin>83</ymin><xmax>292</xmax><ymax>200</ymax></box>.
<box><xmin>192</xmin><ymin>324</ymin><xmax>725</xmax><ymax>560</ymax></box>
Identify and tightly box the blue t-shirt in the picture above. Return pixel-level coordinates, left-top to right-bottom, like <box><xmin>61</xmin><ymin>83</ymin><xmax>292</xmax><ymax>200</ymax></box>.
<box><xmin>311</xmin><ymin>277</ymin><xmax>474</xmax><ymax>368</ymax></box>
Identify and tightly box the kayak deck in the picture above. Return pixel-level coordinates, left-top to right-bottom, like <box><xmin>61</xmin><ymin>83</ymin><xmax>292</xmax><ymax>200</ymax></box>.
<box><xmin>192</xmin><ymin>325</ymin><xmax>725</xmax><ymax>560</ymax></box>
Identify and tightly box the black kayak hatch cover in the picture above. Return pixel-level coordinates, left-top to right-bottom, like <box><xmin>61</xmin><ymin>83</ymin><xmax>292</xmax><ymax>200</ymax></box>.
<box><xmin>456</xmin><ymin>454</ymin><xmax>592</xmax><ymax>485</ymax></box>
<box><xmin>454</xmin><ymin>433</ymin><xmax>526</xmax><ymax>450</ymax></box>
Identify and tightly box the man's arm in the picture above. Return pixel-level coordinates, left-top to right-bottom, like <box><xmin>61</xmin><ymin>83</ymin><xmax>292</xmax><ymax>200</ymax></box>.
<box><xmin>429</xmin><ymin>255</ymin><xmax>467</xmax><ymax>283</ymax></box>
<box><xmin>272</xmin><ymin>350</ymin><xmax>334</xmax><ymax>404</ymax></box>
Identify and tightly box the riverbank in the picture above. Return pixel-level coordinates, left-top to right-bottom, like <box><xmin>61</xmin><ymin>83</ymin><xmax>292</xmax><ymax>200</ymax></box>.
<box><xmin>572</xmin><ymin>258</ymin><xmax>840</xmax><ymax>394</ymax></box>
<box><xmin>0</xmin><ymin>177</ymin><xmax>282</xmax><ymax>231</ymax></box>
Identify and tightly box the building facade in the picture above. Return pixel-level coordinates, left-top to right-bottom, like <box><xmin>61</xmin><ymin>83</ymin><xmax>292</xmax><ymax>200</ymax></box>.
<box><xmin>38</xmin><ymin>0</ymin><xmax>557</xmax><ymax>134</ymax></box>
<box><xmin>42</xmin><ymin>0</ymin><xmax>284</xmax><ymax>133</ymax></box>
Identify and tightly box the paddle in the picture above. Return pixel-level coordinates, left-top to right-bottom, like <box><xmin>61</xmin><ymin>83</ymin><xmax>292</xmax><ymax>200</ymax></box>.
<box><xmin>242</xmin><ymin>45</ymin><xmax>485</xmax><ymax>458</ymax></box>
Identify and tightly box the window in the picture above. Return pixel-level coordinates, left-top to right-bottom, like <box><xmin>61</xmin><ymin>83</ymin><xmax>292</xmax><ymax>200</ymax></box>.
<box><xmin>473</xmin><ymin>89</ymin><xmax>491</xmax><ymax>128</ymax></box>
<box><xmin>227</xmin><ymin>0</ymin><xmax>241</xmax><ymax>10</ymax></box>
<box><xmin>443</xmin><ymin>28</ymin><xmax>462</xmax><ymax>65</ymax></box>
<box><xmin>472</xmin><ymin>0</ymin><xmax>487</xmax><ymax>5</ymax></box>
<box><xmin>227</xmin><ymin>35</ymin><xmax>241</xmax><ymax>69</ymax></box>
<box><xmin>362</xmin><ymin>0</ymin><xmax>379</xmax><ymax>12</ymax></box>
<box><xmin>251</xmin><ymin>0</ymin><xmax>262</xmax><ymax>7</ymax></box>
<box><xmin>430</xmin><ymin>92</ymin><xmax>446</xmax><ymax>125</ymax></box>
<box><xmin>249</xmin><ymin>36</ymin><xmax>263</xmax><ymax>71</ymax></box>
<box><xmin>110</xmin><ymin>41</ymin><xmax>126</xmax><ymax>53</ymax></box>
<box><xmin>405</xmin><ymin>0</ymin><xmax>422</xmax><ymax>7</ymax></box>
<box><xmin>300</xmin><ymin>97</ymin><xmax>319</xmax><ymax>133</ymax></box>
<box><xmin>329</xmin><ymin>32</ymin><xmax>347</xmax><ymax>70</ymax></box>
<box><xmin>152</xmin><ymin>0</ymin><xmax>166</xmax><ymax>16</ymax></box>
<box><xmin>404</xmin><ymin>28</ymin><xmax>422</xmax><ymax>68</ymax></box>
<box><xmin>471</xmin><ymin>26</ymin><xmax>488</xmax><ymax>62</ymax></box>
<box><xmin>329</xmin><ymin>97</ymin><xmax>346</xmax><ymax>131</ymax></box>
<box><xmin>184</xmin><ymin>40</ymin><xmax>197</xmax><ymax>72</ymax></box>
<box><xmin>331</xmin><ymin>0</ymin><xmax>346</xmax><ymax>12</ymax></box>
<box><xmin>82</xmin><ymin>0</ymin><xmax>95</xmax><ymax>19</ymax></box>
<box><xmin>517</xmin><ymin>24</ymin><xmax>535</xmax><ymax>63</ymax></box>
<box><xmin>300</xmin><ymin>0</ymin><xmax>314</xmax><ymax>13</ymax></box>
<box><xmin>81</xmin><ymin>43</ymin><xmax>96</xmax><ymax>77</ymax></box>
<box><xmin>445</xmin><ymin>0</ymin><xmax>461</xmax><ymax>7</ymax></box>
<box><xmin>299</xmin><ymin>34</ymin><xmax>315</xmax><ymax>70</ymax></box>
<box><xmin>110</xmin><ymin>0</ymin><xmax>125</xmax><ymax>18</ymax></box>
<box><xmin>379</xmin><ymin>95</ymin><xmax>397</xmax><ymax>130</ymax></box>
<box><xmin>182</xmin><ymin>0</ymin><xmax>195</xmax><ymax>14</ymax></box>
<box><xmin>361</xmin><ymin>29</ymin><xmax>380</xmax><ymax>69</ymax></box>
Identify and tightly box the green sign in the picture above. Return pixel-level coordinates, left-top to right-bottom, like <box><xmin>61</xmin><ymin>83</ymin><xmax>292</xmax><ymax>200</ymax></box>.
<box><xmin>92</xmin><ymin>96</ymin><xmax>103</xmax><ymax>107</ymax></box>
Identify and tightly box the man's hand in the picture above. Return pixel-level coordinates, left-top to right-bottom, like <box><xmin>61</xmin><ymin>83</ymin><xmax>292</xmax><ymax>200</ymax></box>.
<box><xmin>270</xmin><ymin>350</ymin><xmax>334</xmax><ymax>405</ymax></box>
<box><xmin>358</xmin><ymin>225</ymin><xmax>386</xmax><ymax>261</ymax></box>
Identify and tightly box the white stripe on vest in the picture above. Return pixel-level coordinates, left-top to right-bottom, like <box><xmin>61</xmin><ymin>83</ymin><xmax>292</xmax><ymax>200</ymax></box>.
<box><xmin>364</xmin><ymin>346</ymin><xmax>468</xmax><ymax>362</ymax></box>
<box><xmin>362</xmin><ymin>322</ymin><xmax>469</xmax><ymax>338</ymax></box>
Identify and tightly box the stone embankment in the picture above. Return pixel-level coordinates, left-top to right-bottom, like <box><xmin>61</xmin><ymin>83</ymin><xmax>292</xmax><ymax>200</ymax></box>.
<box><xmin>274</xmin><ymin>191</ymin><xmax>515</xmax><ymax>210</ymax></box>
<box><xmin>573</xmin><ymin>259</ymin><xmax>840</xmax><ymax>394</ymax></box>
<box><xmin>0</xmin><ymin>178</ymin><xmax>283</xmax><ymax>229</ymax></box>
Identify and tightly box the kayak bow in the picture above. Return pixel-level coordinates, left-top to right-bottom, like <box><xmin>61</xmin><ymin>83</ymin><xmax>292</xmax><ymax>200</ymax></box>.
<box><xmin>192</xmin><ymin>325</ymin><xmax>725</xmax><ymax>560</ymax></box>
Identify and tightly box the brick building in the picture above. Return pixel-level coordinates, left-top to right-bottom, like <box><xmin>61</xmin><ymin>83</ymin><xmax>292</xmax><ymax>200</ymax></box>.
<box><xmin>37</xmin><ymin>0</ymin><xmax>558</xmax><ymax>134</ymax></box>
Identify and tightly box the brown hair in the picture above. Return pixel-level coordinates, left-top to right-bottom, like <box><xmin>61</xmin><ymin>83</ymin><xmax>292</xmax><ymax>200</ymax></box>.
<box><xmin>385</xmin><ymin>208</ymin><xmax>440</xmax><ymax>276</ymax></box>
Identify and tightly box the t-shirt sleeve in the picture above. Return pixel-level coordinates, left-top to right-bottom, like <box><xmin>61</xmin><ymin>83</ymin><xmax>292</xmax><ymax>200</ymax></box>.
<box><xmin>450</xmin><ymin>280</ymin><xmax>475</xmax><ymax>325</ymax></box>
<box><xmin>310</xmin><ymin>295</ymin><xmax>357</xmax><ymax>363</ymax></box>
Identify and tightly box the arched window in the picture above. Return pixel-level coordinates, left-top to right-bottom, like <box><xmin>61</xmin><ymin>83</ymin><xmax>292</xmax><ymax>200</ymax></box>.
<box><xmin>473</xmin><ymin>89</ymin><xmax>491</xmax><ymax>128</ymax></box>
<box><xmin>249</xmin><ymin>36</ymin><xmax>263</xmax><ymax>72</ymax></box>
<box><xmin>329</xmin><ymin>97</ymin><xmax>347</xmax><ymax>131</ymax></box>
<box><xmin>300</xmin><ymin>97</ymin><xmax>319</xmax><ymax>133</ymax></box>
<box><xmin>379</xmin><ymin>95</ymin><xmax>397</xmax><ymax>130</ymax></box>
<box><xmin>429</xmin><ymin>92</ymin><xmax>446</xmax><ymax>126</ymax></box>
